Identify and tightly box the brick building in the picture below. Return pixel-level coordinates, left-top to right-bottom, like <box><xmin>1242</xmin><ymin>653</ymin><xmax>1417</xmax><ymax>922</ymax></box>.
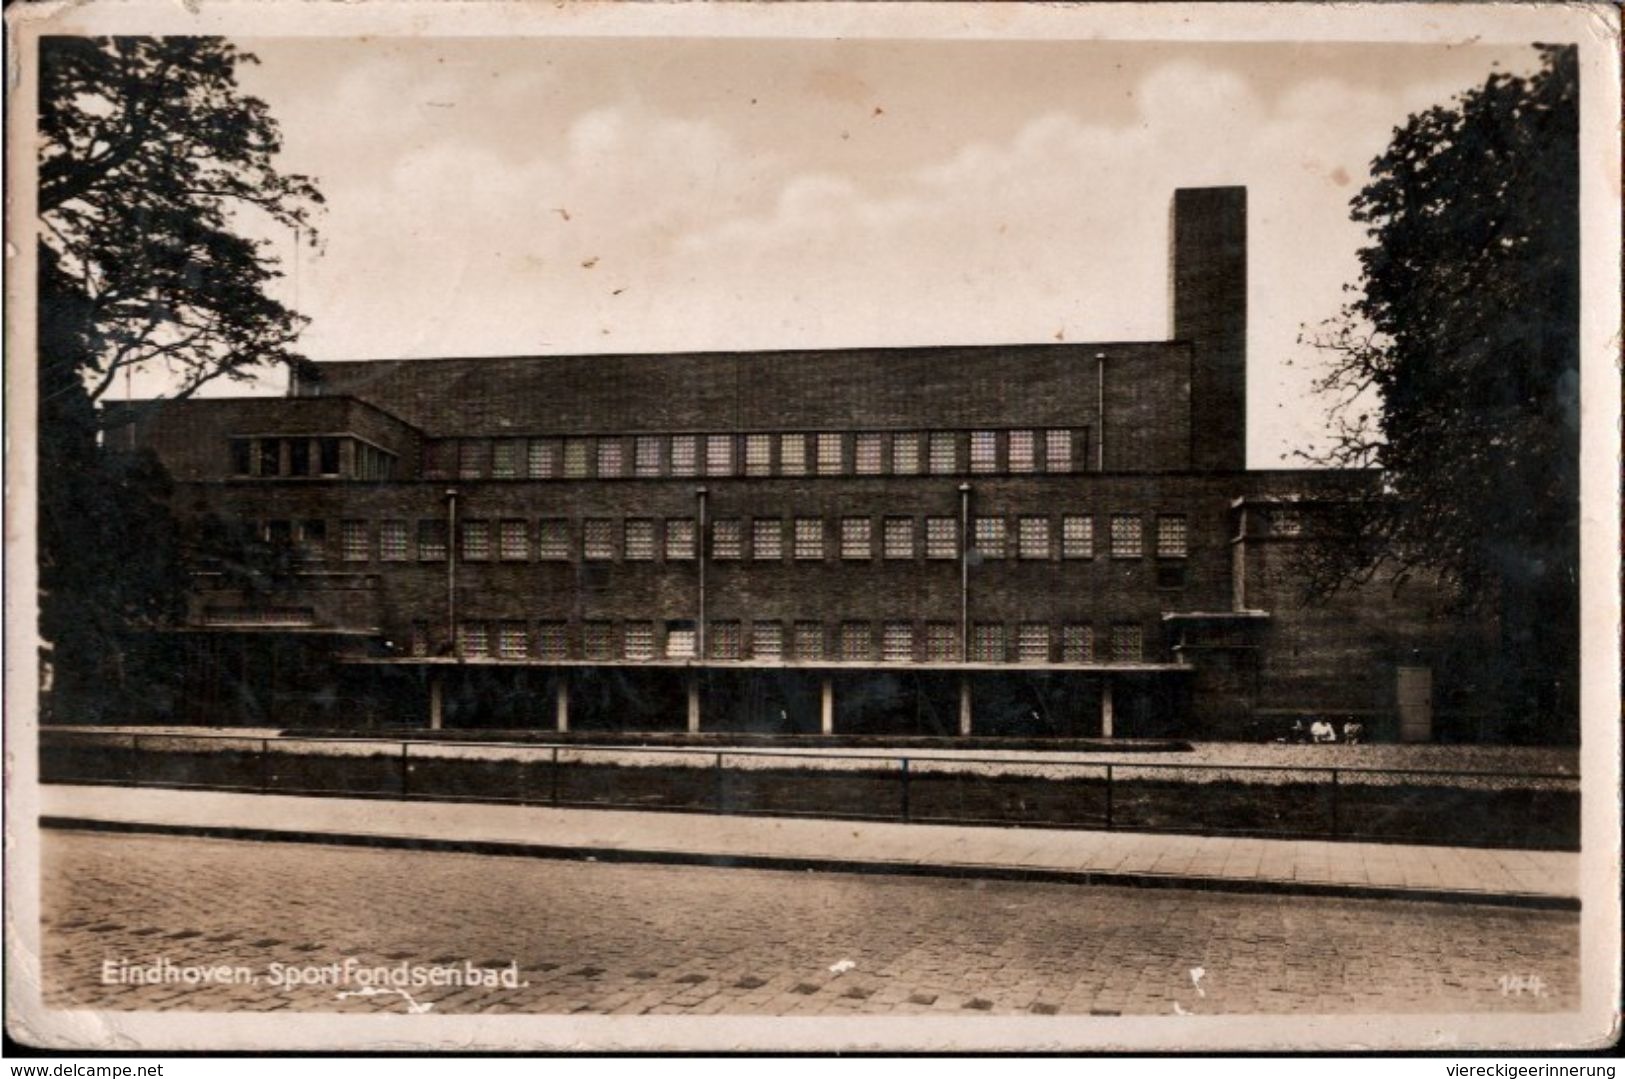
<box><xmin>106</xmin><ymin>186</ymin><xmax>1494</xmax><ymax>741</ymax></box>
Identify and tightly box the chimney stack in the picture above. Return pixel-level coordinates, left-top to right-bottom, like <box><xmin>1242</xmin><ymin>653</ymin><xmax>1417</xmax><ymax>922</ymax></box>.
<box><xmin>1171</xmin><ymin>186</ymin><xmax>1247</xmax><ymax>472</ymax></box>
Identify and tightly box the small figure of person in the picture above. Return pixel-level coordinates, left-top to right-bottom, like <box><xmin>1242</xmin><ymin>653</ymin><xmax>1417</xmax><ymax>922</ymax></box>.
<box><xmin>1342</xmin><ymin>720</ymin><xmax>1364</xmax><ymax>745</ymax></box>
<box><xmin>1309</xmin><ymin>719</ymin><xmax>1336</xmax><ymax>744</ymax></box>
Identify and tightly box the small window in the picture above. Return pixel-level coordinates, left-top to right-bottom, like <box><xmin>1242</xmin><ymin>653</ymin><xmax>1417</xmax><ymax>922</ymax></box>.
<box><xmin>926</xmin><ymin>623</ymin><xmax>959</xmax><ymax>662</ymax></box>
<box><xmin>461</xmin><ymin>520</ymin><xmax>491</xmax><ymax>562</ymax></box>
<box><xmin>1044</xmin><ymin>429</ymin><xmax>1074</xmax><ymax>473</ymax></box>
<box><xmin>1018</xmin><ymin>516</ymin><xmax>1051</xmax><ymax>560</ymax></box>
<box><xmin>712</xmin><ymin>519</ymin><xmax>743</xmax><ymax>560</ymax></box>
<box><xmin>583</xmin><ymin>621</ymin><xmax>616</xmax><ymax>660</ymax></box>
<box><xmin>498</xmin><ymin>622</ymin><xmax>529</xmax><ymax>660</ymax></box>
<box><xmin>925</xmin><ymin>516</ymin><xmax>958</xmax><ymax>560</ymax></box>
<box><xmin>230</xmin><ymin>438</ymin><xmax>252</xmax><ymax>476</ymax></box>
<box><xmin>779</xmin><ymin>434</ymin><xmax>808</xmax><ymax>476</ymax></box>
<box><xmin>341</xmin><ymin>520</ymin><xmax>369</xmax><ymax>562</ymax></box>
<box><xmin>752</xmin><ymin>518</ymin><xmax>783</xmax><ymax>561</ymax></box>
<box><xmin>298</xmin><ymin>519</ymin><xmax>327</xmax><ymax>560</ymax></box>
<box><xmin>840</xmin><ymin>517</ymin><xmax>873</xmax><ymax>560</ymax></box>
<box><xmin>971</xmin><ymin>623</ymin><xmax>1006</xmax><ymax>663</ymax></box>
<box><xmin>583</xmin><ymin>519</ymin><xmax>615</xmax><ymax>561</ymax></box>
<box><xmin>380</xmin><ymin>520</ymin><xmax>409</xmax><ymax>561</ymax></box>
<box><xmin>1272</xmin><ymin>508</ymin><xmax>1303</xmax><ymax>536</ymax></box>
<box><xmin>289</xmin><ymin>438</ymin><xmax>311</xmax><ymax>477</ymax></box>
<box><xmin>492</xmin><ymin>440</ymin><xmax>522</xmax><ymax>479</ymax></box>
<box><xmin>596</xmin><ymin>439</ymin><xmax>624</xmax><ymax>478</ymax></box>
<box><xmin>881</xmin><ymin>621</ymin><xmax>914</xmax><ymax>663</ymax></box>
<box><xmin>1061</xmin><ymin>515</ymin><xmax>1094</xmax><ymax>559</ymax></box>
<box><xmin>1017</xmin><ymin>623</ymin><xmax>1051</xmax><ymax>664</ymax></box>
<box><xmin>840</xmin><ymin>621</ymin><xmax>873</xmax><ymax>661</ymax></box>
<box><xmin>625</xmin><ymin>519</ymin><xmax>656</xmax><ymax>561</ymax></box>
<box><xmin>624</xmin><ymin>621</ymin><xmax>656</xmax><ymax>660</ymax></box>
<box><xmin>259</xmin><ymin>439</ymin><xmax>282</xmax><ymax>477</ymax></box>
<box><xmin>706</xmin><ymin>434</ymin><xmax>735</xmax><ymax>476</ymax></box>
<box><xmin>665</xmin><ymin>620</ymin><xmax>697</xmax><ymax>659</ymax></box>
<box><xmin>973</xmin><ymin>517</ymin><xmax>1007</xmax><ymax>560</ymax></box>
<box><xmin>1062</xmin><ymin>624</ymin><xmax>1094</xmax><ymax>663</ymax></box>
<box><xmin>527</xmin><ymin>439</ymin><xmax>559</xmax><ymax>479</ymax></box>
<box><xmin>422</xmin><ymin>441</ymin><xmax>454</xmax><ymax>479</ymax></box>
<box><xmin>563</xmin><ymin>439</ymin><xmax>592</xmax><ymax>478</ymax></box>
<box><xmin>970</xmin><ymin>431</ymin><xmax>998</xmax><ymax>473</ymax></box>
<box><xmin>892</xmin><ymin>432</ymin><xmax>922</xmax><ymax>475</ymax></box>
<box><xmin>459</xmin><ymin>622</ymin><xmax>490</xmax><ymax>658</ymax></box>
<box><xmin>1110</xmin><ymin>514</ymin><xmax>1143</xmax><ymax>559</ymax></box>
<box><xmin>1008</xmin><ymin>430</ymin><xmax>1036</xmax><ymax>473</ymax></box>
<box><xmin>326</xmin><ymin>437</ymin><xmax>355</xmax><ymax>476</ymax></box>
<box><xmin>665</xmin><ymin>518</ymin><xmax>696</xmax><ymax>560</ymax></box>
<box><xmin>816</xmin><ymin>433</ymin><xmax>844</xmax><ymax>475</ymax></box>
<box><xmin>883</xmin><ymin>517</ymin><xmax>915</xmax><ymax>559</ymax></box>
<box><xmin>1157</xmin><ymin>515</ymin><xmax>1189</xmax><ymax>559</ymax></box>
<box><xmin>634</xmin><ymin>436</ymin><xmax>663</xmax><ymax>477</ymax></box>
<box><xmin>1111</xmin><ymin>624</ymin><xmax>1144</xmax><ymax>663</ymax></box>
<box><xmin>855</xmin><ymin>433</ymin><xmax>883</xmax><ymax>474</ymax></box>
<box><xmin>794</xmin><ymin>518</ymin><xmax>824</xmax><ymax>560</ymax></box>
<box><xmin>929</xmin><ymin>432</ymin><xmax>958</xmax><ymax>474</ymax></box>
<box><xmin>710</xmin><ymin>620</ymin><xmax>742</xmax><ymax>660</ymax></box>
<box><xmin>752</xmin><ymin>621</ymin><xmax>783</xmax><ymax>660</ymax></box>
<box><xmin>536</xmin><ymin>519</ymin><xmax>570</xmax><ymax>560</ymax></box>
<box><xmin>536</xmin><ymin>621</ymin><xmax>569</xmax><ymax>660</ymax></box>
<box><xmin>499</xmin><ymin>519</ymin><xmax>529</xmax><ymax>561</ymax></box>
<box><xmin>459</xmin><ymin>440</ymin><xmax>489</xmax><ymax>479</ymax></box>
<box><xmin>794</xmin><ymin>621</ymin><xmax>825</xmax><ymax>660</ymax></box>
<box><xmin>671</xmin><ymin>435</ymin><xmax>698</xmax><ymax>477</ymax></box>
<box><xmin>745</xmin><ymin>434</ymin><xmax>773</xmax><ymax>476</ymax></box>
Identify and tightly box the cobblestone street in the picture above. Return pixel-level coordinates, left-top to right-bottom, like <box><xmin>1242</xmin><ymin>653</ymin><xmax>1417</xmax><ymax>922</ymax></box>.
<box><xmin>41</xmin><ymin>830</ymin><xmax>1577</xmax><ymax>1016</ymax></box>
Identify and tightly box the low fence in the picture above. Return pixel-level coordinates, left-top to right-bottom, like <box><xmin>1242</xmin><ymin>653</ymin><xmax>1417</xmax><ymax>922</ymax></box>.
<box><xmin>38</xmin><ymin>729</ymin><xmax>1580</xmax><ymax>850</ymax></box>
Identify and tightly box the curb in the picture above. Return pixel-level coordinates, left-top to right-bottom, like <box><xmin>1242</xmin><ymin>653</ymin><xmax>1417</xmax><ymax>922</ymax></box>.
<box><xmin>40</xmin><ymin>815</ymin><xmax>1580</xmax><ymax>912</ymax></box>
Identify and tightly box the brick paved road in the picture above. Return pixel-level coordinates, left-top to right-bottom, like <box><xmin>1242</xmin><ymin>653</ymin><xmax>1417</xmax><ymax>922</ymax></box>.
<box><xmin>41</xmin><ymin>830</ymin><xmax>1577</xmax><ymax>1016</ymax></box>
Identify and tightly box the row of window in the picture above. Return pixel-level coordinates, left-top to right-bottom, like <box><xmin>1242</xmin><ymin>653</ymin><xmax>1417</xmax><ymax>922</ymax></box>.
<box><xmin>286</xmin><ymin>513</ymin><xmax>1191</xmax><ymax>564</ymax></box>
<box><xmin>230</xmin><ymin>436</ymin><xmax>399</xmax><ymax>480</ymax></box>
<box><xmin>426</xmin><ymin>618</ymin><xmax>1148</xmax><ymax>664</ymax></box>
<box><xmin>421</xmin><ymin>428</ymin><xmax>1089</xmax><ymax>481</ymax></box>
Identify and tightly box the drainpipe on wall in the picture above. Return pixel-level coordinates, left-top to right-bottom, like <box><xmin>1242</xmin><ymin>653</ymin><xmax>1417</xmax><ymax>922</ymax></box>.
<box><xmin>445</xmin><ymin>487</ymin><xmax>459</xmax><ymax>658</ymax></box>
<box><xmin>696</xmin><ymin>486</ymin><xmax>709</xmax><ymax>661</ymax></box>
<box><xmin>1096</xmin><ymin>352</ymin><xmax>1108</xmax><ymax>471</ymax></box>
<box><xmin>958</xmin><ymin>482</ymin><xmax>972</xmax><ymax>661</ymax></box>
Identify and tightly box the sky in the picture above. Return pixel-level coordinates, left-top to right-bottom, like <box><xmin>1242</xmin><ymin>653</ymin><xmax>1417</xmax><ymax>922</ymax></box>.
<box><xmin>183</xmin><ymin>36</ymin><xmax>1542</xmax><ymax>466</ymax></box>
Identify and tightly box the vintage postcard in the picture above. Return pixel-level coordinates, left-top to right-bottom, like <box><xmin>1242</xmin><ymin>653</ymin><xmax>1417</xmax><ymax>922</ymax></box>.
<box><xmin>4</xmin><ymin>0</ymin><xmax>1620</xmax><ymax>1055</ymax></box>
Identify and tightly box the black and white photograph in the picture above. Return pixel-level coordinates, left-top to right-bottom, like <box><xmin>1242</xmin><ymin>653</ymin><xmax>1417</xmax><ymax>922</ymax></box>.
<box><xmin>4</xmin><ymin>0</ymin><xmax>1620</xmax><ymax>1056</ymax></box>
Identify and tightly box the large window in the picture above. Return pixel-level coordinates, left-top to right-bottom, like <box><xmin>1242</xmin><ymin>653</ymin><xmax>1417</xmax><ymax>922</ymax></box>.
<box><xmin>1008</xmin><ymin>430</ymin><xmax>1036</xmax><ymax>473</ymax></box>
<box><xmin>499</xmin><ymin>519</ymin><xmax>529</xmax><ymax>561</ymax></box>
<box><xmin>840</xmin><ymin>517</ymin><xmax>873</xmax><ymax>560</ymax></box>
<box><xmin>854</xmin><ymin>433</ymin><xmax>883</xmax><ymax>474</ymax></box>
<box><xmin>1018</xmin><ymin>516</ymin><xmax>1051</xmax><ymax>560</ymax></box>
<box><xmin>883</xmin><ymin>517</ymin><xmax>915</xmax><ymax>559</ymax></box>
<box><xmin>596</xmin><ymin>438</ymin><xmax>624</xmax><ymax>478</ymax></box>
<box><xmin>892</xmin><ymin>432</ymin><xmax>921</xmax><ymax>475</ymax></box>
<box><xmin>528</xmin><ymin>438</ymin><xmax>559</xmax><ymax>478</ymax></box>
<box><xmin>752</xmin><ymin>621</ymin><xmax>784</xmax><ymax>660</ymax></box>
<box><xmin>881</xmin><ymin>621</ymin><xmax>914</xmax><ymax>663</ymax></box>
<box><xmin>970</xmin><ymin>431</ymin><xmax>998</xmax><ymax>473</ymax></box>
<box><xmin>341</xmin><ymin>520</ymin><xmax>369</xmax><ymax>562</ymax></box>
<box><xmin>625</xmin><ymin>519</ymin><xmax>656</xmax><ymax>561</ymax></box>
<box><xmin>459</xmin><ymin>440</ymin><xmax>489</xmax><ymax>479</ymax></box>
<box><xmin>926</xmin><ymin>622</ymin><xmax>958</xmax><ymax>662</ymax></box>
<box><xmin>1062</xmin><ymin>624</ymin><xmax>1093</xmax><ymax>663</ymax></box>
<box><xmin>779</xmin><ymin>434</ymin><xmax>808</xmax><ymax>475</ymax></box>
<box><xmin>1016</xmin><ymin>623</ymin><xmax>1051</xmax><ymax>663</ymax></box>
<box><xmin>712</xmin><ymin>519</ymin><xmax>743</xmax><ymax>560</ymax></box>
<box><xmin>318</xmin><ymin>437</ymin><xmax>342</xmax><ymax>476</ymax></box>
<box><xmin>634</xmin><ymin>436</ymin><xmax>662</xmax><ymax>477</ymax></box>
<box><xmin>971</xmin><ymin>623</ymin><xmax>1006</xmax><ymax>663</ymax></box>
<box><xmin>537</xmin><ymin>519</ymin><xmax>570</xmax><ymax>560</ymax></box>
<box><xmin>1110</xmin><ymin>624</ymin><xmax>1144</xmax><ymax>663</ymax></box>
<box><xmin>794</xmin><ymin>621</ymin><xmax>825</xmax><ymax>660</ymax></box>
<box><xmin>624</xmin><ymin>621</ymin><xmax>656</xmax><ymax>660</ymax></box>
<box><xmin>379</xmin><ymin>520</ymin><xmax>409</xmax><ymax>561</ymax></box>
<box><xmin>230</xmin><ymin>438</ymin><xmax>252</xmax><ymax>476</ymax></box>
<box><xmin>671</xmin><ymin>436</ymin><xmax>698</xmax><ymax>477</ymax></box>
<box><xmin>458</xmin><ymin>622</ymin><xmax>490</xmax><ymax>658</ymax></box>
<box><xmin>536</xmin><ymin>621</ymin><xmax>569</xmax><ymax>660</ymax></box>
<box><xmin>1061</xmin><ymin>515</ymin><xmax>1094</xmax><ymax>559</ymax></box>
<box><xmin>417</xmin><ymin>520</ymin><xmax>448</xmax><ymax>562</ymax></box>
<box><xmin>492</xmin><ymin>440</ymin><xmax>522</xmax><ymax>479</ymax></box>
<box><xmin>706</xmin><ymin>434</ymin><xmax>735</xmax><ymax>476</ymax></box>
<box><xmin>665</xmin><ymin>620</ymin><xmax>697</xmax><ymax>659</ymax></box>
<box><xmin>840</xmin><ymin>621</ymin><xmax>874</xmax><ymax>661</ymax></box>
<box><xmin>1044</xmin><ymin>429</ymin><xmax>1074</xmax><ymax>473</ymax></box>
<box><xmin>461</xmin><ymin>520</ymin><xmax>491</xmax><ymax>562</ymax></box>
<box><xmin>665</xmin><ymin>518</ymin><xmax>696</xmax><ymax>560</ymax></box>
<box><xmin>929</xmin><ymin>432</ymin><xmax>958</xmax><ymax>474</ymax></box>
<box><xmin>745</xmin><ymin>434</ymin><xmax>773</xmax><ymax>476</ymax></box>
<box><xmin>973</xmin><ymin>516</ymin><xmax>1007</xmax><ymax>560</ymax></box>
<box><xmin>563</xmin><ymin>439</ymin><xmax>591</xmax><ymax>478</ymax></box>
<box><xmin>583</xmin><ymin>519</ymin><xmax>615</xmax><ymax>561</ymax></box>
<box><xmin>816</xmin><ymin>433</ymin><xmax>843</xmax><ymax>475</ymax></box>
<box><xmin>1110</xmin><ymin>514</ymin><xmax>1143</xmax><ymax>559</ymax></box>
<box><xmin>925</xmin><ymin>516</ymin><xmax>958</xmax><ymax>560</ymax></box>
<box><xmin>298</xmin><ymin>519</ymin><xmax>327</xmax><ymax>561</ymax></box>
<box><xmin>794</xmin><ymin>518</ymin><xmax>824</xmax><ymax>560</ymax></box>
<box><xmin>752</xmin><ymin>518</ymin><xmax>783</xmax><ymax>560</ymax></box>
<box><xmin>498</xmin><ymin>622</ymin><xmax>529</xmax><ymax>660</ymax></box>
<box><xmin>1156</xmin><ymin>515</ymin><xmax>1189</xmax><ymax>559</ymax></box>
<box><xmin>710</xmin><ymin>620</ymin><xmax>742</xmax><ymax>659</ymax></box>
<box><xmin>583</xmin><ymin>621</ymin><xmax>616</xmax><ymax>660</ymax></box>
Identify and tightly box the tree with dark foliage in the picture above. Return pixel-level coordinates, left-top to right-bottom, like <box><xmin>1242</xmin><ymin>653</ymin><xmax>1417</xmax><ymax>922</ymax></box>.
<box><xmin>38</xmin><ymin>37</ymin><xmax>322</xmax><ymax>721</ymax></box>
<box><xmin>1299</xmin><ymin>45</ymin><xmax>1579</xmax><ymax>742</ymax></box>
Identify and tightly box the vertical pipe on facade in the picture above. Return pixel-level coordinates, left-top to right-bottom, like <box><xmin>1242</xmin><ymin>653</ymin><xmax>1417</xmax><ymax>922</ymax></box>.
<box><xmin>958</xmin><ymin>483</ymin><xmax>972</xmax><ymax>661</ymax></box>
<box><xmin>1096</xmin><ymin>352</ymin><xmax>1107</xmax><ymax>471</ymax></box>
<box><xmin>445</xmin><ymin>488</ymin><xmax>458</xmax><ymax>658</ymax></box>
<box><xmin>696</xmin><ymin>486</ymin><xmax>709</xmax><ymax>661</ymax></box>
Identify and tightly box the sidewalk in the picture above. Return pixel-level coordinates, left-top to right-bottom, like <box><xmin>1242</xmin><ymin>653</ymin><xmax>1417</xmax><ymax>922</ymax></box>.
<box><xmin>39</xmin><ymin>783</ymin><xmax>1579</xmax><ymax>910</ymax></box>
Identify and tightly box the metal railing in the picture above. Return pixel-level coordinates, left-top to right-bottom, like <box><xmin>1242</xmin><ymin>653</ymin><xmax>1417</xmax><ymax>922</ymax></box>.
<box><xmin>38</xmin><ymin>728</ymin><xmax>1580</xmax><ymax>849</ymax></box>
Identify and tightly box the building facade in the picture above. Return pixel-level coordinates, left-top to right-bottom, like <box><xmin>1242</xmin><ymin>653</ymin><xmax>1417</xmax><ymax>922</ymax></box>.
<box><xmin>106</xmin><ymin>186</ymin><xmax>1496</xmax><ymax>741</ymax></box>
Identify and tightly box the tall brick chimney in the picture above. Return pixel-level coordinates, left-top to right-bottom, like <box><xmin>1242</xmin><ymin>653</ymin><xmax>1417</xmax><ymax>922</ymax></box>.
<box><xmin>1171</xmin><ymin>186</ymin><xmax>1247</xmax><ymax>471</ymax></box>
